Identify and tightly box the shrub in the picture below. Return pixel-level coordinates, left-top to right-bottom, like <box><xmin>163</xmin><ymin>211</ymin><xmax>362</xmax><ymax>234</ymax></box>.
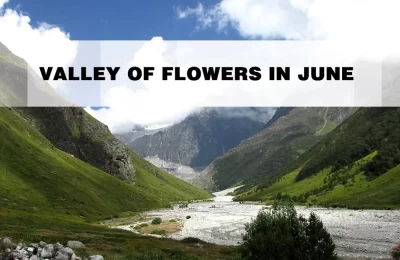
<box><xmin>392</xmin><ymin>243</ymin><xmax>400</xmax><ymax>260</ymax></box>
<box><xmin>134</xmin><ymin>223</ymin><xmax>148</xmax><ymax>230</ymax></box>
<box><xmin>150</xmin><ymin>229</ymin><xmax>167</xmax><ymax>235</ymax></box>
<box><xmin>151</xmin><ymin>217</ymin><xmax>162</xmax><ymax>225</ymax></box>
<box><xmin>240</xmin><ymin>203</ymin><xmax>337</xmax><ymax>260</ymax></box>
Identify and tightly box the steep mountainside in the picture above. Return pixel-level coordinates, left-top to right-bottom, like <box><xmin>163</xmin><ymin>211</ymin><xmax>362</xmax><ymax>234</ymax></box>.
<box><xmin>115</xmin><ymin>125</ymin><xmax>163</xmax><ymax>144</ymax></box>
<box><xmin>237</xmin><ymin>108</ymin><xmax>400</xmax><ymax>209</ymax></box>
<box><xmin>198</xmin><ymin>107</ymin><xmax>352</xmax><ymax>191</ymax></box>
<box><xmin>0</xmin><ymin>42</ymin><xmax>212</xmax><ymax>221</ymax></box>
<box><xmin>124</xmin><ymin>108</ymin><xmax>272</xmax><ymax>180</ymax></box>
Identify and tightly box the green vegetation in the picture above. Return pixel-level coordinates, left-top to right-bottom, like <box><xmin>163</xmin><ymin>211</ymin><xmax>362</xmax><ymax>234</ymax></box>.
<box><xmin>237</xmin><ymin>108</ymin><xmax>400</xmax><ymax>209</ymax></box>
<box><xmin>296</xmin><ymin>108</ymin><xmax>400</xmax><ymax>181</ymax></box>
<box><xmin>238</xmin><ymin>151</ymin><xmax>400</xmax><ymax>209</ymax></box>
<box><xmin>151</xmin><ymin>230</ymin><xmax>167</xmax><ymax>235</ymax></box>
<box><xmin>392</xmin><ymin>244</ymin><xmax>400</xmax><ymax>260</ymax></box>
<box><xmin>117</xmin><ymin>251</ymin><xmax>202</xmax><ymax>260</ymax></box>
<box><xmin>210</xmin><ymin>108</ymin><xmax>349</xmax><ymax>190</ymax></box>
<box><xmin>0</xmin><ymin>212</ymin><xmax>237</xmax><ymax>259</ymax></box>
<box><xmin>0</xmin><ymin>106</ymin><xmax>222</xmax><ymax>259</ymax></box>
<box><xmin>240</xmin><ymin>203</ymin><xmax>337</xmax><ymax>260</ymax></box>
<box><xmin>134</xmin><ymin>223</ymin><xmax>149</xmax><ymax>230</ymax></box>
<box><xmin>152</xmin><ymin>217</ymin><xmax>162</xmax><ymax>225</ymax></box>
<box><xmin>0</xmin><ymin>108</ymin><xmax>211</xmax><ymax>220</ymax></box>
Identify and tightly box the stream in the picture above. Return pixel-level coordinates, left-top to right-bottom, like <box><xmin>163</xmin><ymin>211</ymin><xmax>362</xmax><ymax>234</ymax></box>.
<box><xmin>121</xmin><ymin>187</ymin><xmax>400</xmax><ymax>259</ymax></box>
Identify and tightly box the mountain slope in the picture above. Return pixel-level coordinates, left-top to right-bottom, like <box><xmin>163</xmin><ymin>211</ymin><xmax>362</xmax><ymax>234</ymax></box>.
<box><xmin>198</xmin><ymin>107</ymin><xmax>352</xmax><ymax>191</ymax></box>
<box><xmin>0</xmin><ymin>42</ymin><xmax>212</xmax><ymax>221</ymax></box>
<box><xmin>123</xmin><ymin>108</ymin><xmax>272</xmax><ymax>180</ymax></box>
<box><xmin>0</xmin><ymin>107</ymin><xmax>211</xmax><ymax>220</ymax></box>
<box><xmin>236</xmin><ymin>108</ymin><xmax>400</xmax><ymax>209</ymax></box>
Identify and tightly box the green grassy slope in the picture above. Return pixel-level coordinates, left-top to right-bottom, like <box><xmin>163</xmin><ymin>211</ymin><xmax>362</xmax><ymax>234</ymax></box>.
<box><xmin>204</xmin><ymin>108</ymin><xmax>352</xmax><ymax>191</ymax></box>
<box><xmin>0</xmin><ymin>107</ymin><xmax>211</xmax><ymax>221</ymax></box>
<box><xmin>237</xmin><ymin>152</ymin><xmax>400</xmax><ymax>209</ymax></box>
<box><xmin>237</xmin><ymin>108</ymin><xmax>400</xmax><ymax>209</ymax></box>
<box><xmin>0</xmin><ymin>211</ymin><xmax>237</xmax><ymax>260</ymax></box>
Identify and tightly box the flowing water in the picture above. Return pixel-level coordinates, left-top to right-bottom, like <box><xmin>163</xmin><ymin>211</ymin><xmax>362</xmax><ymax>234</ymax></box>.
<box><xmin>123</xmin><ymin>187</ymin><xmax>400</xmax><ymax>259</ymax></box>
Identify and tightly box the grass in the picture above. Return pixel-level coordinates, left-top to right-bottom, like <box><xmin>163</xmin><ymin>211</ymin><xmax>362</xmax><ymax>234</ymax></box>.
<box><xmin>0</xmin><ymin>211</ymin><xmax>238</xmax><ymax>260</ymax></box>
<box><xmin>0</xmin><ymin>107</ymin><xmax>223</xmax><ymax>259</ymax></box>
<box><xmin>0</xmin><ymin>108</ymin><xmax>212</xmax><ymax>221</ymax></box>
<box><xmin>316</xmin><ymin>164</ymin><xmax>400</xmax><ymax>209</ymax></box>
<box><xmin>238</xmin><ymin>152</ymin><xmax>400</xmax><ymax>209</ymax></box>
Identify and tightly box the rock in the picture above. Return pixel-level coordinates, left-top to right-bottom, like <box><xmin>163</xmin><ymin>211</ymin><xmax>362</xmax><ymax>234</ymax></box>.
<box><xmin>0</xmin><ymin>237</ymin><xmax>14</xmax><ymax>251</ymax></box>
<box><xmin>70</xmin><ymin>254</ymin><xmax>81</xmax><ymax>260</ymax></box>
<box><xmin>54</xmin><ymin>242</ymin><xmax>64</xmax><ymax>251</ymax></box>
<box><xmin>88</xmin><ymin>255</ymin><xmax>104</xmax><ymax>260</ymax></box>
<box><xmin>10</xmin><ymin>249</ymin><xmax>29</xmax><ymax>259</ymax></box>
<box><xmin>39</xmin><ymin>241</ymin><xmax>47</xmax><ymax>247</ymax></box>
<box><xmin>66</xmin><ymin>241</ymin><xmax>85</xmax><ymax>249</ymax></box>
<box><xmin>16</xmin><ymin>243</ymin><xmax>23</xmax><ymax>250</ymax></box>
<box><xmin>186</xmin><ymin>216</ymin><xmax>191</xmax><ymax>219</ymax></box>
<box><xmin>27</xmin><ymin>247</ymin><xmax>34</xmax><ymax>253</ymax></box>
<box><xmin>29</xmin><ymin>243</ymin><xmax>38</xmax><ymax>249</ymax></box>
<box><xmin>40</xmin><ymin>244</ymin><xmax>54</xmax><ymax>258</ymax></box>
<box><xmin>29</xmin><ymin>255</ymin><xmax>39</xmax><ymax>260</ymax></box>
<box><xmin>54</xmin><ymin>247</ymin><xmax>74</xmax><ymax>260</ymax></box>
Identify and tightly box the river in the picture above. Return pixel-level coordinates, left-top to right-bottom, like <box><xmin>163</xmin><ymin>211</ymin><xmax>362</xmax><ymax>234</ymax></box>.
<box><xmin>123</xmin><ymin>186</ymin><xmax>400</xmax><ymax>259</ymax></box>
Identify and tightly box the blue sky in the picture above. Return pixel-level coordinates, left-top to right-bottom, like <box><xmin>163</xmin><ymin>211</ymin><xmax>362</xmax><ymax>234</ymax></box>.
<box><xmin>6</xmin><ymin>0</ymin><xmax>242</xmax><ymax>40</ymax></box>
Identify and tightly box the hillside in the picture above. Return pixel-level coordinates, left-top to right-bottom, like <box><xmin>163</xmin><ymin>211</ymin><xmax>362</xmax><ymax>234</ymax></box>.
<box><xmin>236</xmin><ymin>108</ymin><xmax>400</xmax><ymax>209</ymax></box>
<box><xmin>124</xmin><ymin>108</ymin><xmax>271</xmax><ymax>180</ymax></box>
<box><xmin>0</xmin><ymin>42</ymin><xmax>240</xmax><ymax>260</ymax></box>
<box><xmin>197</xmin><ymin>107</ymin><xmax>352</xmax><ymax>191</ymax></box>
<box><xmin>0</xmin><ymin>42</ymin><xmax>212</xmax><ymax>219</ymax></box>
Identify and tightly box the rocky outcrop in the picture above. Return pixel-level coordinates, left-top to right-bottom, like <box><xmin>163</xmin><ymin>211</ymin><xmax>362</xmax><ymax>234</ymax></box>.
<box><xmin>0</xmin><ymin>42</ymin><xmax>136</xmax><ymax>184</ymax></box>
<box><xmin>19</xmin><ymin>107</ymin><xmax>136</xmax><ymax>184</ymax></box>
<box><xmin>0</xmin><ymin>238</ymin><xmax>100</xmax><ymax>260</ymax></box>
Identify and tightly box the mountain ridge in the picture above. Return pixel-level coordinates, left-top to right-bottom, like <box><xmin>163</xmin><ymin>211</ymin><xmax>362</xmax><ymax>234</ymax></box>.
<box><xmin>235</xmin><ymin>107</ymin><xmax>400</xmax><ymax>209</ymax></box>
<box><xmin>196</xmin><ymin>107</ymin><xmax>353</xmax><ymax>191</ymax></box>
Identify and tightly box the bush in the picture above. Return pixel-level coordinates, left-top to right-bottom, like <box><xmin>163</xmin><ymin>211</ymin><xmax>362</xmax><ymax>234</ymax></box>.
<box><xmin>151</xmin><ymin>217</ymin><xmax>162</xmax><ymax>225</ymax></box>
<box><xmin>150</xmin><ymin>229</ymin><xmax>167</xmax><ymax>235</ymax></box>
<box><xmin>240</xmin><ymin>203</ymin><xmax>337</xmax><ymax>260</ymax></box>
<box><xmin>392</xmin><ymin>244</ymin><xmax>400</xmax><ymax>260</ymax></box>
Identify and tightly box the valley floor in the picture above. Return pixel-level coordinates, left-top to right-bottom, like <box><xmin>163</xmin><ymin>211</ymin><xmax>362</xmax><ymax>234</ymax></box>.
<box><xmin>0</xmin><ymin>209</ymin><xmax>238</xmax><ymax>260</ymax></box>
<box><xmin>107</xmin><ymin>188</ymin><xmax>400</xmax><ymax>259</ymax></box>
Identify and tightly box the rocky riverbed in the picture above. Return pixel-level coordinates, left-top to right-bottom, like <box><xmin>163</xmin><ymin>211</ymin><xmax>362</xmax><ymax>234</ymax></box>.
<box><xmin>115</xmin><ymin>186</ymin><xmax>400</xmax><ymax>259</ymax></box>
<box><xmin>0</xmin><ymin>238</ymin><xmax>103</xmax><ymax>260</ymax></box>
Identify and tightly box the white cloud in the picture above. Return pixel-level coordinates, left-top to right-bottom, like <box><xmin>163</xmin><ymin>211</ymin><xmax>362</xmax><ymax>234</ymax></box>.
<box><xmin>0</xmin><ymin>4</ymin><xmax>78</xmax><ymax>77</ymax></box>
<box><xmin>0</xmin><ymin>0</ymin><xmax>8</xmax><ymax>9</ymax></box>
<box><xmin>176</xmin><ymin>0</ymin><xmax>400</xmax><ymax>59</ymax></box>
<box><xmin>85</xmin><ymin>37</ymin><xmax>200</xmax><ymax>133</ymax></box>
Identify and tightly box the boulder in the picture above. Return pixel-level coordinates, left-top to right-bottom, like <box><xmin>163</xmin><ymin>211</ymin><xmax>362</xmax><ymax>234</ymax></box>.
<box><xmin>29</xmin><ymin>243</ymin><xmax>39</xmax><ymax>249</ymax></box>
<box><xmin>66</xmin><ymin>241</ymin><xmax>85</xmax><ymax>249</ymax></box>
<box><xmin>0</xmin><ymin>237</ymin><xmax>14</xmax><ymax>251</ymax></box>
<box><xmin>29</xmin><ymin>255</ymin><xmax>39</xmax><ymax>260</ymax></box>
<box><xmin>54</xmin><ymin>242</ymin><xmax>64</xmax><ymax>251</ymax></box>
<box><xmin>88</xmin><ymin>255</ymin><xmax>104</xmax><ymax>260</ymax></box>
<box><xmin>39</xmin><ymin>241</ymin><xmax>47</xmax><ymax>247</ymax></box>
<box><xmin>54</xmin><ymin>247</ymin><xmax>74</xmax><ymax>260</ymax></box>
<box><xmin>71</xmin><ymin>254</ymin><xmax>81</xmax><ymax>260</ymax></box>
<box><xmin>40</xmin><ymin>244</ymin><xmax>55</xmax><ymax>258</ymax></box>
<box><xmin>16</xmin><ymin>242</ymin><xmax>23</xmax><ymax>250</ymax></box>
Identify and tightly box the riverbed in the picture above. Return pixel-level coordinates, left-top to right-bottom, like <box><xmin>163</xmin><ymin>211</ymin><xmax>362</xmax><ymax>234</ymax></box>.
<box><xmin>121</xmin><ymin>187</ymin><xmax>400</xmax><ymax>259</ymax></box>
